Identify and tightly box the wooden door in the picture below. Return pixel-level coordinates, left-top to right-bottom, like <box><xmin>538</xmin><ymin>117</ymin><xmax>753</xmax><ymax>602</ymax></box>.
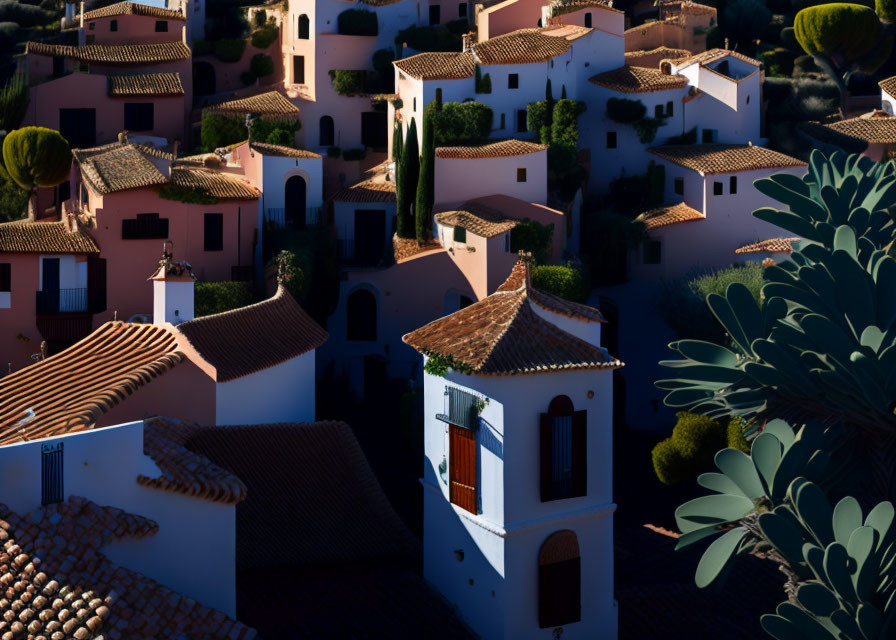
<box><xmin>449</xmin><ymin>425</ymin><xmax>477</xmax><ymax>514</ymax></box>
<box><xmin>354</xmin><ymin>209</ymin><xmax>386</xmax><ymax>265</ymax></box>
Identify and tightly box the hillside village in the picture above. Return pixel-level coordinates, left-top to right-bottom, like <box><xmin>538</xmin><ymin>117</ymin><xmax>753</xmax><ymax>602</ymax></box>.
<box><xmin>2</xmin><ymin>0</ymin><xmax>896</xmax><ymax>636</ymax></box>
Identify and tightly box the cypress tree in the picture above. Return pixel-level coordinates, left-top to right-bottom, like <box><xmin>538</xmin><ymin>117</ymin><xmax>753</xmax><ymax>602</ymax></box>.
<box><xmin>392</xmin><ymin>118</ymin><xmax>402</xmax><ymax>164</ymax></box>
<box><xmin>396</xmin><ymin>119</ymin><xmax>418</xmax><ymax>239</ymax></box>
<box><xmin>415</xmin><ymin>91</ymin><xmax>440</xmax><ymax>244</ymax></box>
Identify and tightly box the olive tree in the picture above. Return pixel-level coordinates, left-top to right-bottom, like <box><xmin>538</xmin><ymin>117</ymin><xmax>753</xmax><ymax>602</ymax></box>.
<box><xmin>2</xmin><ymin>127</ymin><xmax>71</xmax><ymax>218</ymax></box>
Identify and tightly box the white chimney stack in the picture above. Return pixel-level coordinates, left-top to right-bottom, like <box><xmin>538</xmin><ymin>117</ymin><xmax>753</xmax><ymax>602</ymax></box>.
<box><xmin>149</xmin><ymin>244</ymin><xmax>195</xmax><ymax>325</ymax></box>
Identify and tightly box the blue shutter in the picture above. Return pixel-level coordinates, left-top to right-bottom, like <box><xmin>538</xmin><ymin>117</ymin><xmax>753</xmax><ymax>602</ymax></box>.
<box><xmin>551</xmin><ymin>416</ymin><xmax>573</xmax><ymax>499</ymax></box>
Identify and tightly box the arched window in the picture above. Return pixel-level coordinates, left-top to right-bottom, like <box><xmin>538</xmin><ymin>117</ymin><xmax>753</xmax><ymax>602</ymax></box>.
<box><xmin>347</xmin><ymin>289</ymin><xmax>376</xmax><ymax>341</ymax></box>
<box><xmin>540</xmin><ymin>395</ymin><xmax>586</xmax><ymax>501</ymax></box>
<box><xmin>284</xmin><ymin>175</ymin><xmax>306</xmax><ymax>229</ymax></box>
<box><xmin>538</xmin><ymin>530</ymin><xmax>581</xmax><ymax>628</ymax></box>
<box><xmin>298</xmin><ymin>14</ymin><xmax>310</xmax><ymax>39</ymax></box>
<box><xmin>584</xmin><ymin>12</ymin><xmax>592</xmax><ymax>27</ymax></box>
<box><xmin>320</xmin><ymin>115</ymin><xmax>335</xmax><ymax>146</ymax></box>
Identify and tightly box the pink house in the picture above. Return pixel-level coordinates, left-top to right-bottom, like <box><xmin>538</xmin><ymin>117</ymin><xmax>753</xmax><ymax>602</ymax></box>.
<box><xmin>23</xmin><ymin>34</ymin><xmax>192</xmax><ymax>147</ymax></box>
<box><xmin>81</xmin><ymin>1</ymin><xmax>187</xmax><ymax>45</ymax></box>
<box><xmin>70</xmin><ymin>136</ymin><xmax>259</xmax><ymax>325</ymax></box>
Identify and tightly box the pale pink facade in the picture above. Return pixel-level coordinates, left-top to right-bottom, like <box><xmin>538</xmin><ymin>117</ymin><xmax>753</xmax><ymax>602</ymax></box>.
<box><xmin>434</xmin><ymin>149</ymin><xmax>549</xmax><ymax>208</ymax></box>
<box><xmin>83</xmin><ymin>13</ymin><xmax>186</xmax><ymax>45</ymax></box>
<box><xmin>624</xmin><ymin>3</ymin><xmax>716</xmax><ymax>53</ymax></box>
<box><xmin>476</xmin><ymin>0</ymin><xmax>544</xmax><ymax>41</ymax></box>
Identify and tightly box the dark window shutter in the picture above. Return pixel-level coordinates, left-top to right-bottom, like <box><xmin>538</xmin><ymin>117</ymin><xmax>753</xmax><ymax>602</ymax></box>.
<box><xmin>87</xmin><ymin>256</ymin><xmax>106</xmax><ymax>313</ymax></box>
<box><xmin>540</xmin><ymin>413</ymin><xmax>552</xmax><ymax>501</ymax></box>
<box><xmin>0</xmin><ymin>263</ymin><xmax>10</xmax><ymax>292</ymax></box>
<box><xmin>204</xmin><ymin>213</ymin><xmax>224</xmax><ymax>251</ymax></box>
<box><xmin>571</xmin><ymin>410</ymin><xmax>587</xmax><ymax>497</ymax></box>
<box><xmin>539</xmin><ymin>558</ymin><xmax>582</xmax><ymax>627</ymax></box>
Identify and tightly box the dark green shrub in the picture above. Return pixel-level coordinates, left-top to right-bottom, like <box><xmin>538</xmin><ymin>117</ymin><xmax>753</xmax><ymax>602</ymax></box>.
<box><xmin>651</xmin><ymin>438</ymin><xmax>690</xmax><ymax>485</ymax></box>
<box><xmin>510</xmin><ymin>219</ymin><xmax>554</xmax><ymax>265</ymax></box>
<box><xmin>250</xmin><ymin>53</ymin><xmax>274</xmax><ymax>77</ymax></box>
<box><xmin>416</xmin><ymin>94</ymin><xmax>438</xmax><ymax>244</ymax></box>
<box><xmin>338</xmin><ymin>8</ymin><xmax>377</xmax><ymax>36</ymax></box>
<box><xmin>266</xmin><ymin>250</ymin><xmax>307</xmax><ymax>301</ymax></box>
<box><xmin>249</xmin><ymin>119</ymin><xmax>300</xmax><ymax>145</ymax></box>
<box><xmin>606</xmin><ymin>97</ymin><xmax>646</xmax><ymax>124</ymax></box>
<box><xmin>193</xmin><ymin>39</ymin><xmax>213</xmax><ymax>56</ymax></box>
<box><xmin>475</xmin><ymin>65</ymin><xmax>491</xmax><ymax>94</ymax></box>
<box><xmin>266</xmin><ymin>128</ymin><xmax>293</xmax><ymax>146</ymax></box>
<box><xmin>527</xmin><ymin>100</ymin><xmax>552</xmax><ymax>144</ymax></box>
<box><xmin>214</xmin><ymin>38</ymin><xmax>246</xmax><ymax>63</ymax></box>
<box><xmin>759</xmin><ymin>46</ymin><xmax>795</xmax><ymax>76</ymax></box>
<box><xmin>195</xmin><ymin>281</ymin><xmax>255</xmax><ymax>317</ymax></box>
<box><xmin>370</xmin><ymin>48</ymin><xmax>395</xmax><ymax>93</ymax></box>
<box><xmin>200</xmin><ymin>113</ymin><xmax>247</xmax><ymax>151</ymax></box>
<box><xmin>253</xmin><ymin>8</ymin><xmax>266</xmax><ymax>27</ymax></box>
<box><xmin>330</xmin><ymin>69</ymin><xmax>367</xmax><ymax>95</ymax></box>
<box><xmin>0</xmin><ymin>0</ymin><xmax>47</xmax><ymax>27</ymax></box>
<box><xmin>396</xmin><ymin>20</ymin><xmax>465</xmax><ymax>52</ymax></box>
<box><xmin>250</xmin><ymin>23</ymin><xmax>278</xmax><ymax>49</ymax></box>
<box><xmin>667</xmin><ymin>127</ymin><xmax>697</xmax><ymax>145</ymax></box>
<box><xmin>792</xmin><ymin>54</ymin><xmax>821</xmax><ymax>76</ymax></box>
<box><xmin>326</xmin><ymin>146</ymin><xmax>341</xmax><ymax>158</ymax></box>
<box><xmin>262</xmin><ymin>226</ymin><xmax>338</xmax><ymax>323</ymax></box>
<box><xmin>342</xmin><ymin>147</ymin><xmax>366</xmax><ymax>161</ymax></box>
<box><xmin>0</xmin><ymin>160</ymin><xmax>29</xmax><ymax>223</ymax></box>
<box><xmin>531</xmin><ymin>265</ymin><xmax>588</xmax><ymax>302</ymax></box>
<box><xmin>432</xmin><ymin>102</ymin><xmax>493</xmax><ymax>146</ymax></box>
<box><xmin>396</xmin><ymin>120</ymin><xmax>418</xmax><ymax>239</ymax></box>
<box><xmin>239</xmin><ymin>70</ymin><xmax>256</xmax><ymax>86</ymax></box>
<box><xmin>0</xmin><ymin>21</ymin><xmax>19</xmax><ymax>51</ymax></box>
<box><xmin>632</xmin><ymin>117</ymin><xmax>664</xmax><ymax>143</ymax></box>
<box><xmin>0</xmin><ymin>73</ymin><xmax>29</xmax><ymax>132</ymax></box>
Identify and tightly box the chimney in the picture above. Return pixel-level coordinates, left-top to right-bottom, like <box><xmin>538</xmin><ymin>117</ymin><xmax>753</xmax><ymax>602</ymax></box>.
<box><xmin>150</xmin><ymin>243</ymin><xmax>195</xmax><ymax>325</ymax></box>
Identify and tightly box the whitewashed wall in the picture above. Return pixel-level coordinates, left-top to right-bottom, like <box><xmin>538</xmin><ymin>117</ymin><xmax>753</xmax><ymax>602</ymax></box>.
<box><xmin>434</xmin><ymin>151</ymin><xmax>548</xmax><ymax>208</ymax></box>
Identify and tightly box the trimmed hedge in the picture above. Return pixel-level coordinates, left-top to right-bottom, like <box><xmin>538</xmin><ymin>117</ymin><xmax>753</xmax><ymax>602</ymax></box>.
<box><xmin>531</xmin><ymin>265</ymin><xmax>587</xmax><ymax>302</ymax></box>
<box><xmin>432</xmin><ymin>101</ymin><xmax>493</xmax><ymax>146</ymax></box>
<box><xmin>510</xmin><ymin>219</ymin><xmax>554</xmax><ymax>265</ymax></box>
<box><xmin>338</xmin><ymin>9</ymin><xmax>377</xmax><ymax>36</ymax></box>
<box><xmin>396</xmin><ymin>20</ymin><xmax>466</xmax><ymax>52</ymax></box>
<box><xmin>250</xmin><ymin>23</ymin><xmax>278</xmax><ymax>49</ymax></box>
<box><xmin>250</xmin><ymin>53</ymin><xmax>274</xmax><ymax>77</ymax></box>
<box><xmin>214</xmin><ymin>38</ymin><xmax>246</xmax><ymax>63</ymax></box>
<box><xmin>0</xmin><ymin>0</ymin><xmax>47</xmax><ymax>27</ymax></box>
<box><xmin>794</xmin><ymin>3</ymin><xmax>880</xmax><ymax>61</ymax></box>
<box><xmin>330</xmin><ymin>69</ymin><xmax>367</xmax><ymax>96</ymax></box>
<box><xmin>249</xmin><ymin>119</ymin><xmax>300</xmax><ymax>146</ymax></box>
<box><xmin>2</xmin><ymin>127</ymin><xmax>70</xmax><ymax>190</ymax></box>
<box><xmin>200</xmin><ymin>113</ymin><xmax>247</xmax><ymax>151</ymax></box>
<box><xmin>195</xmin><ymin>281</ymin><xmax>254</xmax><ymax>317</ymax></box>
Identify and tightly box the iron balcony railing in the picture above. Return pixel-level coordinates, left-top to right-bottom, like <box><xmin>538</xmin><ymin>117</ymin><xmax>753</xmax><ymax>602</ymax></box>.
<box><xmin>264</xmin><ymin>206</ymin><xmax>322</xmax><ymax>228</ymax></box>
<box><xmin>36</xmin><ymin>288</ymin><xmax>88</xmax><ymax>314</ymax></box>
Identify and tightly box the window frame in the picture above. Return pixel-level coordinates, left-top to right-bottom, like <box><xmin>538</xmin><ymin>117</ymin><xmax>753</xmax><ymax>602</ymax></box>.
<box><xmin>517</xmin><ymin>168</ymin><xmax>527</xmax><ymax>182</ymax></box>
<box><xmin>540</xmin><ymin>396</ymin><xmax>587</xmax><ymax>502</ymax></box>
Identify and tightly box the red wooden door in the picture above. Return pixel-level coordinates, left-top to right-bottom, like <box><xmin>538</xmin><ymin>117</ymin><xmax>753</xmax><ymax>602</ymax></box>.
<box><xmin>450</xmin><ymin>425</ymin><xmax>477</xmax><ymax>514</ymax></box>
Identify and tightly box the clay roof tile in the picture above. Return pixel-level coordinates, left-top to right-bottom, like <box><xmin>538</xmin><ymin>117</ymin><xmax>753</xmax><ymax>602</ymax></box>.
<box><xmin>648</xmin><ymin>144</ymin><xmax>806</xmax><ymax>175</ymax></box>
<box><xmin>0</xmin><ymin>221</ymin><xmax>99</xmax><ymax>254</ymax></box>
<box><xmin>589</xmin><ymin>65</ymin><xmax>688</xmax><ymax>93</ymax></box>
<box><xmin>636</xmin><ymin>202</ymin><xmax>704</xmax><ymax>229</ymax></box>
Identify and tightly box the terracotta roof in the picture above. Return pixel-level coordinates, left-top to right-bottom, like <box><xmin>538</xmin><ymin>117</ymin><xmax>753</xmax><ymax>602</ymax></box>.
<box><xmin>169</xmin><ymin>167</ymin><xmax>261</xmax><ymax>200</ymax></box>
<box><xmin>403</xmin><ymin>260</ymin><xmax>619</xmax><ymax>375</ymax></box>
<box><xmin>648</xmin><ymin>144</ymin><xmax>806</xmax><ymax>174</ymax></box>
<box><xmin>435</xmin><ymin>202</ymin><xmax>519</xmax><ymax>238</ymax></box>
<box><xmin>881</xmin><ymin>76</ymin><xmax>896</xmax><ymax>96</ymax></box>
<box><xmin>797</xmin><ymin>120</ymin><xmax>870</xmax><ymax>154</ymax></box>
<box><xmin>0</xmin><ymin>220</ymin><xmax>99</xmax><ymax>253</ymax></box>
<box><xmin>393</xmin><ymin>235</ymin><xmax>442</xmax><ymax>261</ymax></box>
<box><xmin>139</xmin><ymin>419</ymin><xmax>248</xmax><ymax>504</ymax></box>
<box><xmin>735</xmin><ymin>237</ymin><xmax>799</xmax><ymax>254</ymax></box>
<box><xmin>0</xmin><ymin>495</ymin><xmax>256</xmax><ymax>639</ymax></box>
<box><xmin>589</xmin><ymin>65</ymin><xmax>688</xmax><ymax>92</ymax></box>
<box><xmin>624</xmin><ymin>46</ymin><xmax>692</xmax><ymax>66</ymax></box>
<box><xmin>205</xmin><ymin>91</ymin><xmax>300</xmax><ymax>119</ymax></box>
<box><xmin>496</xmin><ymin>259</ymin><xmax>606</xmax><ymax>322</ymax></box>
<box><xmin>332</xmin><ymin>177</ymin><xmax>396</xmax><ymax>203</ymax></box>
<box><xmin>435</xmin><ymin>139</ymin><xmax>547</xmax><ymax>159</ymax></box>
<box><xmin>83</xmin><ymin>1</ymin><xmax>185</xmax><ymax>20</ymax></box>
<box><xmin>674</xmin><ymin>48</ymin><xmax>760</xmax><ymax>69</ymax></box>
<box><xmin>249</xmin><ymin>142</ymin><xmax>322</xmax><ymax>158</ymax></box>
<box><xmin>73</xmin><ymin>141</ymin><xmax>168</xmax><ymax>194</ymax></box>
<box><xmin>0</xmin><ymin>322</ymin><xmax>183</xmax><ymax>445</ymax></box>
<box><xmin>637</xmin><ymin>202</ymin><xmax>704</xmax><ymax>229</ymax></box>
<box><xmin>183</xmin><ymin>421</ymin><xmax>419</xmax><ymax>566</ymax></box>
<box><xmin>550</xmin><ymin>0</ymin><xmax>620</xmax><ymax>13</ymax></box>
<box><xmin>393</xmin><ymin>52</ymin><xmax>475</xmax><ymax>81</ymax></box>
<box><xmin>540</xmin><ymin>24</ymin><xmax>594</xmax><ymax>41</ymax></box>
<box><xmin>108</xmin><ymin>71</ymin><xmax>184</xmax><ymax>96</ymax></box>
<box><xmin>177</xmin><ymin>286</ymin><xmax>328</xmax><ymax>382</ymax></box>
<box><xmin>803</xmin><ymin>114</ymin><xmax>896</xmax><ymax>145</ymax></box>
<box><xmin>679</xmin><ymin>1</ymin><xmax>717</xmax><ymax>15</ymax></box>
<box><xmin>26</xmin><ymin>41</ymin><xmax>191</xmax><ymax>65</ymax></box>
<box><xmin>473</xmin><ymin>29</ymin><xmax>571</xmax><ymax>65</ymax></box>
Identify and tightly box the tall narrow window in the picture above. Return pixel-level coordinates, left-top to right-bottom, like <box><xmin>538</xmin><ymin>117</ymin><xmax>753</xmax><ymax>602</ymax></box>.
<box><xmin>666</xmin><ymin>100</ymin><xmax>674</xmax><ymax>117</ymax></box>
<box><xmin>429</xmin><ymin>4</ymin><xmax>440</xmax><ymax>24</ymax></box>
<box><xmin>41</xmin><ymin>442</ymin><xmax>64</xmax><ymax>506</ymax></box>
<box><xmin>508</xmin><ymin>73</ymin><xmax>519</xmax><ymax>89</ymax></box>
<box><xmin>517</xmin><ymin>168</ymin><xmax>527</xmax><ymax>182</ymax></box>
<box><xmin>459</xmin><ymin>2</ymin><xmax>467</xmax><ymax>17</ymax></box>
<box><xmin>500</xmin><ymin>113</ymin><xmax>506</xmax><ymax>129</ymax></box>
<box><xmin>674</xmin><ymin>177</ymin><xmax>684</xmax><ymax>195</ymax></box>
<box><xmin>540</xmin><ymin>396</ymin><xmax>586</xmax><ymax>501</ymax></box>
<box><xmin>713</xmin><ymin>181</ymin><xmax>723</xmax><ymax>195</ymax></box>
<box><xmin>110</xmin><ymin>19</ymin><xmax>118</xmax><ymax>31</ymax></box>
<box><xmin>517</xmin><ymin>109</ymin><xmax>527</xmax><ymax>133</ymax></box>
<box><xmin>298</xmin><ymin>14</ymin><xmax>310</xmax><ymax>39</ymax></box>
<box><xmin>319</xmin><ymin>115</ymin><xmax>334</xmax><ymax>146</ymax></box>
<box><xmin>450</xmin><ymin>424</ymin><xmax>477</xmax><ymax>514</ymax></box>
<box><xmin>0</xmin><ymin>263</ymin><xmax>10</xmax><ymax>292</ymax></box>
<box><xmin>539</xmin><ymin>530</ymin><xmax>581</xmax><ymax>628</ymax></box>
<box><xmin>702</xmin><ymin>128</ymin><xmax>716</xmax><ymax>143</ymax></box>
<box><xmin>654</xmin><ymin>104</ymin><xmax>663</xmax><ymax>119</ymax></box>
<box><xmin>606</xmin><ymin>131</ymin><xmax>617</xmax><ymax>148</ymax></box>
<box><xmin>453</xmin><ymin>226</ymin><xmax>467</xmax><ymax>243</ymax></box>
<box><xmin>293</xmin><ymin>55</ymin><xmax>305</xmax><ymax>84</ymax></box>
<box><xmin>730</xmin><ymin>176</ymin><xmax>737</xmax><ymax>194</ymax></box>
<box><xmin>584</xmin><ymin>12</ymin><xmax>592</xmax><ymax>27</ymax></box>
<box><xmin>204</xmin><ymin>213</ymin><xmax>224</xmax><ymax>251</ymax></box>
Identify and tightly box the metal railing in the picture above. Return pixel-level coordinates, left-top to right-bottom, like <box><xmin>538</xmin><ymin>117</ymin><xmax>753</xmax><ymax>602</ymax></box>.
<box><xmin>36</xmin><ymin>288</ymin><xmax>88</xmax><ymax>314</ymax></box>
<box><xmin>264</xmin><ymin>206</ymin><xmax>322</xmax><ymax>228</ymax></box>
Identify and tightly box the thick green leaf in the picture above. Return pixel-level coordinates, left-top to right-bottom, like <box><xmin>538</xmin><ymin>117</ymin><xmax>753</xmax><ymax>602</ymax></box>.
<box><xmin>795</xmin><ymin>482</ymin><xmax>835</xmax><ymax>547</ymax></box>
<box><xmin>714</xmin><ymin>448</ymin><xmax>766</xmax><ymax>499</ymax></box>
<box><xmin>675</xmin><ymin>494</ymin><xmax>755</xmax><ymax>533</ymax></box>
<box><xmin>697</xmin><ymin>472</ymin><xmax>749</xmax><ymax>497</ymax></box>
<box><xmin>847</xmin><ymin>526</ymin><xmax>878</xmax><ymax>600</ymax></box>
<box><xmin>671</xmin><ymin>340</ymin><xmax>740</xmax><ymax>367</ymax></box>
<box><xmin>856</xmin><ymin>603</ymin><xmax>883</xmax><ymax>640</ymax></box>
<box><xmin>695</xmin><ymin>526</ymin><xmax>747</xmax><ymax>588</ymax></box>
<box><xmin>824</xmin><ymin>543</ymin><xmax>858</xmax><ymax>605</ymax></box>
<box><xmin>758</xmin><ymin>512</ymin><xmax>809</xmax><ymax>566</ymax></box>
<box><xmin>833</xmin><ymin>497</ymin><xmax>863</xmax><ymax>548</ymax></box>
<box><xmin>796</xmin><ymin>582</ymin><xmax>839</xmax><ymax>617</ymax></box>
<box><xmin>760</xmin><ymin>614</ymin><xmax>815</xmax><ymax>640</ymax></box>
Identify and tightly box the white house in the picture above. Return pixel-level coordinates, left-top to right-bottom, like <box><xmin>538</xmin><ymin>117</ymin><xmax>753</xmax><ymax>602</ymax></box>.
<box><xmin>629</xmin><ymin>144</ymin><xmax>807</xmax><ymax>279</ymax></box>
<box><xmin>332</xmin><ymin>173</ymin><xmax>397</xmax><ymax>266</ymax></box>
<box><xmin>882</xmin><ymin>76</ymin><xmax>896</xmax><ymax>115</ymax></box>
<box><xmin>403</xmin><ymin>258</ymin><xmax>621</xmax><ymax>640</ymax></box>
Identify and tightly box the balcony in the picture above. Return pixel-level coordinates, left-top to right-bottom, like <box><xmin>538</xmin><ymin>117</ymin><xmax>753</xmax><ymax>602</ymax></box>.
<box><xmin>36</xmin><ymin>288</ymin><xmax>88</xmax><ymax>314</ymax></box>
<box><xmin>264</xmin><ymin>207</ymin><xmax>322</xmax><ymax>229</ymax></box>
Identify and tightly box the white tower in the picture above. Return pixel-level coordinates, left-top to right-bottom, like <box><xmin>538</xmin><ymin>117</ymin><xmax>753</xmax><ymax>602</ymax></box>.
<box><xmin>150</xmin><ymin>246</ymin><xmax>195</xmax><ymax>325</ymax></box>
<box><xmin>403</xmin><ymin>258</ymin><xmax>621</xmax><ymax>640</ymax></box>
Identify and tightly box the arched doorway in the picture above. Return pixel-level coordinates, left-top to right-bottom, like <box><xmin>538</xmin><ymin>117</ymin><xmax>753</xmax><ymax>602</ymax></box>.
<box><xmin>319</xmin><ymin>115</ymin><xmax>334</xmax><ymax>146</ymax></box>
<box><xmin>538</xmin><ymin>530</ymin><xmax>581</xmax><ymax>628</ymax></box>
<box><xmin>298</xmin><ymin>14</ymin><xmax>310</xmax><ymax>39</ymax></box>
<box><xmin>284</xmin><ymin>175</ymin><xmax>306</xmax><ymax>229</ymax></box>
<box><xmin>193</xmin><ymin>61</ymin><xmax>216</xmax><ymax>97</ymax></box>
<box><xmin>346</xmin><ymin>289</ymin><xmax>376</xmax><ymax>341</ymax></box>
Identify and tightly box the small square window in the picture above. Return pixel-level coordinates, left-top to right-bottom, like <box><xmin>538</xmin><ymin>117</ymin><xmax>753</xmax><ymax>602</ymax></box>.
<box><xmin>508</xmin><ymin>73</ymin><xmax>519</xmax><ymax>89</ymax></box>
<box><xmin>606</xmin><ymin>131</ymin><xmax>617</xmax><ymax>149</ymax></box>
<box><xmin>155</xmin><ymin>20</ymin><xmax>168</xmax><ymax>32</ymax></box>
<box><xmin>674</xmin><ymin>177</ymin><xmax>684</xmax><ymax>195</ymax></box>
<box><xmin>666</xmin><ymin>101</ymin><xmax>674</xmax><ymax>117</ymax></box>
<box><xmin>453</xmin><ymin>226</ymin><xmax>466</xmax><ymax>243</ymax></box>
<box><xmin>110</xmin><ymin>19</ymin><xmax>117</xmax><ymax>31</ymax></box>
<box><xmin>730</xmin><ymin>176</ymin><xmax>737</xmax><ymax>194</ymax></box>
<box><xmin>643</xmin><ymin>240</ymin><xmax>661</xmax><ymax>265</ymax></box>
<box><xmin>714</xmin><ymin>181</ymin><xmax>724</xmax><ymax>195</ymax></box>
<box><xmin>654</xmin><ymin>104</ymin><xmax>663</xmax><ymax>118</ymax></box>
<box><xmin>517</xmin><ymin>168</ymin><xmax>527</xmax><ymax>182</ymax></box>
<box><xmin>702</xmin><ymin>129</ymin><xmax>715</xmax><ymax>143</ymax></box>
<box><xmin>88</xmin><ymin>22</ymin><xmax>95</xmax><ymax>30</ymax></box>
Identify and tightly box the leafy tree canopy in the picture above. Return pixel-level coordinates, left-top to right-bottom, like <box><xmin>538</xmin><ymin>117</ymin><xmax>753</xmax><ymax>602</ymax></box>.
<box><xmin>2</xmin><ymin>127</ymin><xmax>70</xmax><ymax>191</ymax></box>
